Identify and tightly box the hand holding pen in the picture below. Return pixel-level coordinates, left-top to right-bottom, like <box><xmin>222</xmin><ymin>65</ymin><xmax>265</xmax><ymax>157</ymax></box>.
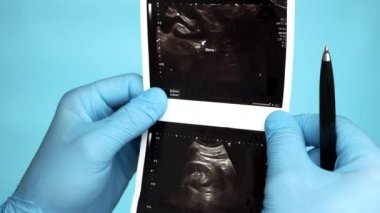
<box><xmin>261</xmin><ymin>47</ymin><xmax>380</xmax><ymax>212</ymax></box>
<box><xmin>263</xmin><ymin>111</ymin><xmax>380</xmax><ymax>213</ymax></box>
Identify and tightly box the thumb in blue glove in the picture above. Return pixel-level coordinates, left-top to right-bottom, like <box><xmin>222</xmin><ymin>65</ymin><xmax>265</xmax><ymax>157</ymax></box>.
<box><xmin>1</xmin><ymin>74</ymin><xmax>167</xmax><ymax>212</ymax></box>
<box><xmin>263</xmin><ymin>111</ymin><xmax>380</xmax><ymax>213</ymax></box>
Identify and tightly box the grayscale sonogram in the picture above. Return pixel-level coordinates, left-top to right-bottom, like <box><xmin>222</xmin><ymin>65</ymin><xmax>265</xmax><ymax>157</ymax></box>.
<box><xmin>137</xmin><ymin>122</ymin><xmax>266</xmax><ymax>213</ymax></box>
<box><xmin>147</xmin><ymin>0</ymin><xmax>287</xmax><ymax>107</ymax></box>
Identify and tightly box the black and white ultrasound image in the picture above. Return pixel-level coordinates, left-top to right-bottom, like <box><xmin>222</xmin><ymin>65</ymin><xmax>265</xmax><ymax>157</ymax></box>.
<box><xmin>137</xmin><ymin>122</ymin><xmax>266</xmax><ymax>213</ymax></box>
<box><xmin>148</xmin><ymin>0</ymin><xmax>287</xmax><ymax>107</ymax></box>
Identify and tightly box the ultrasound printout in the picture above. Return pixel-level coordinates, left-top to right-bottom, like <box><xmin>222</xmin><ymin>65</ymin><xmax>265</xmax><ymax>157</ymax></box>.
<box><xmin>148</xmin><ymin>0</ymin><xmax>287</xmax><ymax>107</ymax></box>
<box><xmin>134</xmin><ymin>0</ymin><xmax>292</xmax><ymax>212</ymax></box>
<box><xmin>137</xmin><ymin>122</ymin><xmax>266</xmax><ymax>213</ymax></box>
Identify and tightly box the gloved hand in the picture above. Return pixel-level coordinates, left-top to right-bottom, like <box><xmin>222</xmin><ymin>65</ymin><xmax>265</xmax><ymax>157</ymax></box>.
<box><xmin>264</xmin><ymin>111</ymin><xmax>380</xmax><ymax>213</ymax></box>
<box><xmin>1</xmin><ymin>74</ymin><xmax>167</xmax><ymax>212</ymax></box>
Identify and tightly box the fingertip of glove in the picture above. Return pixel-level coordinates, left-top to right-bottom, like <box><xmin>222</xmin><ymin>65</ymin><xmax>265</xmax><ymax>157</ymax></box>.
<box><xmin>265</xmin><ymin>111</ymin><xmax>301</xmax><ymax>142</ymax></box>
<box><xmin>144</xmin><ymin>87</ymin><xmax>168</xmax><ymax>111</ymax></box>
<box><xmin>265</xmin><ymin>111</ymin><xmax>290</xmax><ymax>131</ymax></box>
<box><xmin>129</xmin><ymin>88</ymin><xmax>168</xmax><ymax>122</ymax></box>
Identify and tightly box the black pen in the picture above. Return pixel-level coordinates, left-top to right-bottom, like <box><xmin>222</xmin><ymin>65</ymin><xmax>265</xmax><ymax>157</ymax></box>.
<box><xmin>320</xmin><ymin>46</ymin><xmax>337</xmax><ymax>171</ymax></box>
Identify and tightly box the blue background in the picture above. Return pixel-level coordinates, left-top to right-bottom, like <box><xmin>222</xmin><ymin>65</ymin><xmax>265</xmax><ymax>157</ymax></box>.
<box><xmin>1</xmin><ymin>0</ymin><xmax>379</xmax><ymax>212</ymax></box>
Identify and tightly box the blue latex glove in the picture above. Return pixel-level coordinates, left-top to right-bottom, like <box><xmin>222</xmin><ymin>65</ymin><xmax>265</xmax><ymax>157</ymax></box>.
<box><xmin>264</xmin><ymin>111</ymin><xmax>380</xmax><ymax>212</ymax></box>
<box><xmin>1</xmin><ymin>74</ymin><xmax>167</xmax><ymax>212</ymax></box>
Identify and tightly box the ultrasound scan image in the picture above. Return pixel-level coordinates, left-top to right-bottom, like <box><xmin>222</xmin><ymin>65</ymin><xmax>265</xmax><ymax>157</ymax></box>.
<box><xmin>137</xmin><ymin>122</ymin><xmax>266</xmax><ymax>213</ymax></box>
<box><xmin>148</xmin><ymin>0</ymin><xmax>287</xmax><ymax>107</ymax></box>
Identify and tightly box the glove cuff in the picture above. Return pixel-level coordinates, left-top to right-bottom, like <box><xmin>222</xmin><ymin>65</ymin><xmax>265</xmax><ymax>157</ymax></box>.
<box><xmin>1</xmin><ymin>194</ymin><xmax>43</xmax><ymax>213</ymax></box>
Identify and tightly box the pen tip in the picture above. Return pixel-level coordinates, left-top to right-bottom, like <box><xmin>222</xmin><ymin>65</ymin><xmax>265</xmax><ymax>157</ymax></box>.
<box><xmin>323</xmin><ymin>46</ymin><xmax>331</xmax><ymax>62</ymax></box>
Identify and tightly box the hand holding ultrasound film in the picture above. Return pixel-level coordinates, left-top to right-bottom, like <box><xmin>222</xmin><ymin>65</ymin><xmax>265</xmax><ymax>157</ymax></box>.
<box><xmin>0</xmin><ymin>75</ymin><xmax>168</xmax><ymax>212</ymax></box>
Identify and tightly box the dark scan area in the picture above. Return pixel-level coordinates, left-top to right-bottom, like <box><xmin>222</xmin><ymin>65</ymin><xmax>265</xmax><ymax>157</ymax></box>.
<box><xmin>149</xmin><ymin>1</ymin><xmax>287</xmax><ymax>107</ymax></box>
<box><xmin>137</xmin><ymin>122</ymin><xmax>266</xmax><ymax>213</ymax></box>
<box><xmin>168</xmin><ymin>140</ymin><xmax>241</xmax><ymax>212</ymax></box>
